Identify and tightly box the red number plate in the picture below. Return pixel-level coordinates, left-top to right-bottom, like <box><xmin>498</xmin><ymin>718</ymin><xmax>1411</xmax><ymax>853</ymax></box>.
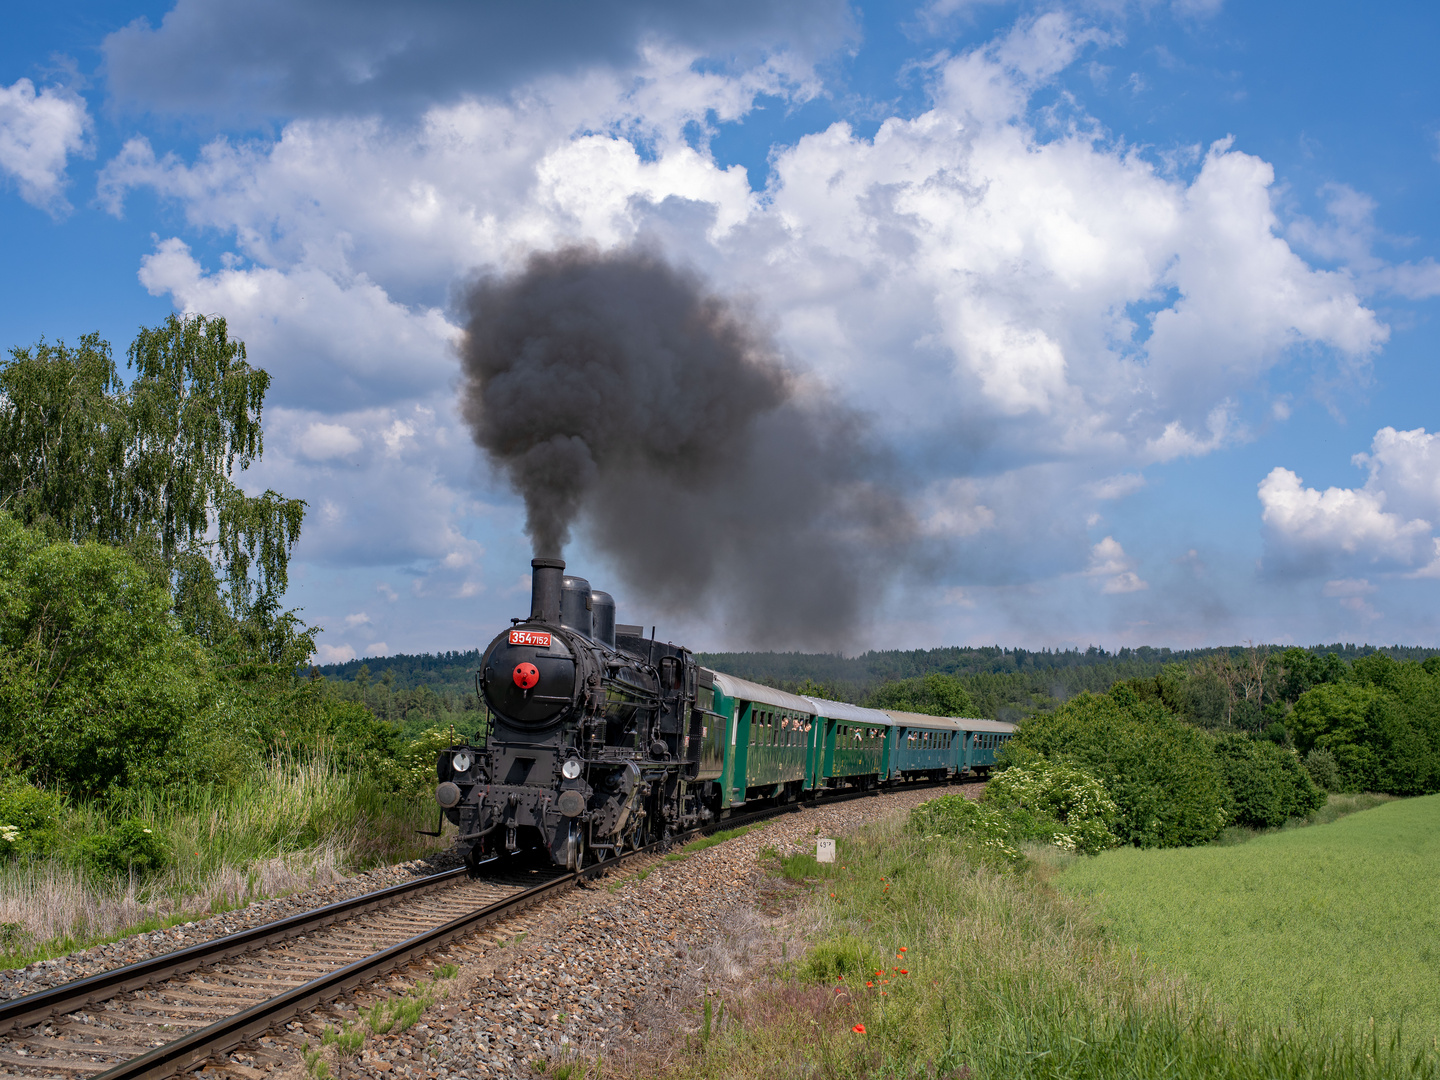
<box><xmin>509</xmin><ymin>629</ymin><xmax>552</xmax><ymax>647</ymax></box>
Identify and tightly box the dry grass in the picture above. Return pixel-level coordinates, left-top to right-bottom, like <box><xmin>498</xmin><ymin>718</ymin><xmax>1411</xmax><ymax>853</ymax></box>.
<box><xmin>0</xmin><ymin>844</ymin><xmax>347</xmax><ymax>956</ymax></box>
<box><xmin>0</xmin><ymin>755</ymin><xmax>447</xmax><ymax>966</ymax></box>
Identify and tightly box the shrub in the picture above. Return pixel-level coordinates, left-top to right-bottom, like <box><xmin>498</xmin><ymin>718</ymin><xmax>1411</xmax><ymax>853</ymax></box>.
<box><xmin>1289</xmin><ymin>676</ymin><xmax>1440</xmax><ymax>795</ymax></box>
<box><xmin>1009</xmin><ymin>686</ymin><xmax>1229</xmax><ymax>847</ymax></box>
<box><xmin>367</xmin><ymin>726</ymin><xmax>456</xmax><ymax>798</ymax></box>
<box><xmin>983</xmin><ymin>760</ymin><xmax>1120</xmax><ymax>855</ymax></box>
<box><xmin>0</xmin><ymin>516</ymin><xmax>221</xmax><ymax>796</ymax></box>
<box><xmin>71</xmin><ymin>818</ymin><xmax>170</xmax><ymax>878</ymax></box>
<box><xmin>1213</xmin><ymin>734</ymin><xmax>1325</xmax><ymax>828</ymax></box>
<box><xmin>0</xmin><ymin>777</ymin><xmax>64</xmax><ymax>860</ymax></box>
<box><xmin>1304</xmin><ymin>746</ymin><xmax>1340</xmax><ymax>792</ymax></box>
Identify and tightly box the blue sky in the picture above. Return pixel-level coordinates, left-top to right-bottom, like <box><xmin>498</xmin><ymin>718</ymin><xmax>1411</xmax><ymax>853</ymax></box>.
<box><xmin>2</xmin><ymin>0</ymin><xmax>1438</xmax><ymax>659</ymax></box>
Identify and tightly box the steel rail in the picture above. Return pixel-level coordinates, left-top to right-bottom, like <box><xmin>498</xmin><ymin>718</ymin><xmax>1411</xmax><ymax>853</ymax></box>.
<box><xmin>0</xmin><ymin>866</ymin><xmax>469</xmax><ymax>1036</ymax></box>
<box><xmin>88</xmin><ymin>866</ymin><xmax>591</xmax><ymax>1080</ymax></box>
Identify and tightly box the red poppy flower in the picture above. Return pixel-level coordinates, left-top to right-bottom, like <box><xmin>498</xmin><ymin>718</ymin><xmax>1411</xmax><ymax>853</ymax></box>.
<box><xmin>866</xmin><ymin>981</ymin><xmax>873</xmax><ymax>987</ymax></box>
<box><xmin>900</xmin><ymin>970</ymin><xmax>908</xmax><ymax>975</ymax></box>
<box><xmin>899</xmin><ymin>947</ymin><xmax>907</xmax><ymax>952</ymax></box>
<box><xmin>852</xmin><ymin>1024</ymin><xmax>866</xmax><ymax>1034</ymax></box>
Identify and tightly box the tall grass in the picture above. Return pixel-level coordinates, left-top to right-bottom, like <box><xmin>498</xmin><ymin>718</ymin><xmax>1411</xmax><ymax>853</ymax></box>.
<box><xmin>0</xmin><ymin>755</ymin><xmax>446</xmax><ymax>968</ymax></box>
<box><xmin>1059</xmin><ymin>792</ymin><xmax>1440</xmax><ymax>1053</ymax></box>
<box><xmin>662</xmin><ymin>813</ymin><xmax>1440</xmax><ymax>1080</ymax></box>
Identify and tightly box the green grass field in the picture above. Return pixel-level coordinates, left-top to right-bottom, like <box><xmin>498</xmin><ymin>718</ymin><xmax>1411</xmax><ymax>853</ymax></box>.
<box><xmin>1059</xmin><ymin>793</ymin><xmax>1440</xmax><ymax>1049</ymax></box>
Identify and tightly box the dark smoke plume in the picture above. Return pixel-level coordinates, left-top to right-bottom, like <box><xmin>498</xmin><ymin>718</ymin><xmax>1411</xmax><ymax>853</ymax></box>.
<box><xmin>458</xmin><ymin>246</ymin><xmax>917</xmax><ymax>648</ymax></box>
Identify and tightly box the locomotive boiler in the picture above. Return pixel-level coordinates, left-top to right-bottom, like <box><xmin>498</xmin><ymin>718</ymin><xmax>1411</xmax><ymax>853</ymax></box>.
<box><xmin>434</xmin><ymin>558</ymin><xmax>714</xmax><ymax>870</ymax></box>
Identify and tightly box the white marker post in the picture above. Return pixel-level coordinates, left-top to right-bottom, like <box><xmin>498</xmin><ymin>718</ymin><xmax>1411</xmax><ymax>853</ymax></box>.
<box><xmin>816</xmin><ymin>838</ymin><xmax>836</xmax><ymax>863</ymax></box>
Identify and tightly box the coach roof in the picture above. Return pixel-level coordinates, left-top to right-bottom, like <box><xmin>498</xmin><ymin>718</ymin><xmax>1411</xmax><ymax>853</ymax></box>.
<box><xmin>709</xmin><ymin>671</ymin><xmax>815</xmax><ymax>714</ymax></box>
<box><xmin>802</xmin><ymin>697</ymin><xmax>894</xmax><ymax>726</ymax></box>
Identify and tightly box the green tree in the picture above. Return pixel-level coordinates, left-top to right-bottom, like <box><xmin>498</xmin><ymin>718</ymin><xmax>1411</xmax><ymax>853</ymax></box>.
<box><xmin>867</xmin><ymin>673</ymin><xmax>976</xmax><ymax>717</ymax></box>
<box><xmin>0</xmin><ymin>516</ymin><xmax>230</xmax><ymax>795</ymax></box>
<box><xmin>1289</xmin><ymin>663</ymin><xmax>1440</xmax><ymax>795</ymax></box>
<box><xmin>1213</xmin><ymin>734</ymin><xmax>1325</xmax><ymax>828</ymax></box>
<box><xmin>0</xmin><ymin>315</ymin><xmax>308</xmax><ymax>659</ymax></box>
<box><xmin>1007</xmin><ymin>684</ymin><xmax>1229</xmax><ymax>847</ymax></box>
<box><xmin>1277</xmin><ymin>648</ymin><xmax>1349</xmax><ymax>704</ymax></box>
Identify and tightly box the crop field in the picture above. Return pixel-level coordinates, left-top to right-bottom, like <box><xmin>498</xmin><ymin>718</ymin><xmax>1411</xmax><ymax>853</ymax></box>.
<box><xmin>1059</xmin><ymin>793</ymin><xmax>1440</xmax><ymax>1050</ymax></box>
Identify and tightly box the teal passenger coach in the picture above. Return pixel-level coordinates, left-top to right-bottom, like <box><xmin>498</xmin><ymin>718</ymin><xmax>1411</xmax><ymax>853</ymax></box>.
<box><xmin>702</xmin><ymin>670</ymin><xmax>1014</xmax><ymax>813</ymax></box>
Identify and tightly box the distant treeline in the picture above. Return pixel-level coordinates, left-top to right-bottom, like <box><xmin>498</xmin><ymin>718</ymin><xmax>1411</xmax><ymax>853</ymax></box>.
<box><xmin>312</xmin><ymin>642</ymin><xmax>1440</xmax><ymax>724</ymax></box>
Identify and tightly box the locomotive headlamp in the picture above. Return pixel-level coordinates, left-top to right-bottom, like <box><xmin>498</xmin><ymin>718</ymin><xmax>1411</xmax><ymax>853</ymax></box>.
<box><xmin>562</xmin><ymin>757</ymin><xmax>583</xmax><ymax>780</ymax></box>
<box><xmin>452</xmin><ymin>751</ymin><xmax>473</xmax><ymax>773</ymax></box>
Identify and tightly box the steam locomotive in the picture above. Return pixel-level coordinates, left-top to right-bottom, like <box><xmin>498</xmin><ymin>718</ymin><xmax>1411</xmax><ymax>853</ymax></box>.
<box><xmin>434</xmin><ymin>558</ymin><xmax>1014</xmax><ymax>870</ymax></box>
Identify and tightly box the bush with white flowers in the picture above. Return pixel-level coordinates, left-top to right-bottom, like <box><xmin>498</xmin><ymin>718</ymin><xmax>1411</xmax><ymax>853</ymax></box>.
<box><xmin>983</xmin><ymin>760</ymin><xmax>1121</xmax><ymax>855</ymax></box>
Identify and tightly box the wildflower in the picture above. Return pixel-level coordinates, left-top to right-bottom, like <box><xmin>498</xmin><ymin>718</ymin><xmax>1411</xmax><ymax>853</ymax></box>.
<box><xmin>866</xmin><ymin>982</ymin><xmax>873</xmax><ymax>988</ymax></box>
<box><xmin>899</xmin><ymin>947</ymin><xmax>906</xmax><ymax>952</ymax></box>
<box><xmin>852</xmin><ymin>1024</ymin><xmax>866</xmax><ymax>1035</ymax></box>
<box><xmin>900</xmin><ymin>970</ymin><xmax>908</xmax><ymax>975</ymax></box>
<box><xmin>829</xmin><ymin>893</ymin><xmax>836</xmax><ymax>898</ymax></box>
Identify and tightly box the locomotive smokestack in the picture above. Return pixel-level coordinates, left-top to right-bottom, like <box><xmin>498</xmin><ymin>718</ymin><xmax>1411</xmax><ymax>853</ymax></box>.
<box><xmin>530</xmin><ymin>557</ymin><xmax>565</xmax><ymax>624</ymax></box>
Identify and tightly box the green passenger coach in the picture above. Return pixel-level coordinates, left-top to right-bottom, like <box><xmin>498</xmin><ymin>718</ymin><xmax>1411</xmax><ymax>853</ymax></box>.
<box><xmin>696</xmin><ymin>667</ymin><xmax>1015</xmax><ymax>819</ymax></box>
<box><xmin>883</xmin><ymin>711</ymin><xmax>966</xmax><ymax>782</ymax></box>
<box><xmin>802</xmin><ymin>698</ymin><xmax>893</xmax><ymax>791</ymax></box>
<box><xmin>961</xmin><ymin>718</ymin><xmax>1015</xmax><ymax>775</ymax></box>
<box><xmin>709</xmin><ymin>671</ymin><xmax>816</xmax><ymax>808</ymax></box>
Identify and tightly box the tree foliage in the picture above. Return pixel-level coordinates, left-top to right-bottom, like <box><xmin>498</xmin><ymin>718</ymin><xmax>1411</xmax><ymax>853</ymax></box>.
<box><xmin>0</xmin><ymin>316</ymin><xmax>307</xmax><ymax>652</ymax></box>
<box><xmin>0</xmin><ymin>515</ymin><xmax>225</xmax><ymax>795</ymax></box>
<box><xmin>866</xmin><ymin>672</ymin><xmax>976</xmax><ymax>717</ymax></box>
<box><xmin>1288</xmin><ymin>655</ymin><xmax>1440</xmax><ymax>795</ymax></box>
<box><xmin>1212</xmin><ymin>733</ymin><xmax>1325</xmax><ymax>828</ymax></box>
<box><xmin>1006</xmin><ymin>684</ymin><xmax>1229</xmax><ymax>847</ymax></box>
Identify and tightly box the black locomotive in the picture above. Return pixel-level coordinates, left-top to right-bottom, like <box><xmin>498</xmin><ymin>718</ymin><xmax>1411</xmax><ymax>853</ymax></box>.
<box><xmin>434</xmin><ymin>558</ymin><xmax>711</xmax><ymax>870</ymax></box>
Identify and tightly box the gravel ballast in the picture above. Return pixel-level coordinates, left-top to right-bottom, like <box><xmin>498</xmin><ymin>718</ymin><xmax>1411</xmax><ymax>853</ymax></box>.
<box><xmin>276</xmin><ymin>785</ymin><xmax>982</xmax><ymax>1080</ymax></box>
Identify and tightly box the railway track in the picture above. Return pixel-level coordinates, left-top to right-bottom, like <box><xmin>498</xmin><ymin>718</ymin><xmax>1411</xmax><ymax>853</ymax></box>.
<box><xmin>0</xmin><ymin>781</ymin><xmax>953</xmax><ymax>1080</ymax></box>
<box><xmin>0</xmin><ymin>858</ymin><xmax>575</xmax><ymax>1080</ymax></box>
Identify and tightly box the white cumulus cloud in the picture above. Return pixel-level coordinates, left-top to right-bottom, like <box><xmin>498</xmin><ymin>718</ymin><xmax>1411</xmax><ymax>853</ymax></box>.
<box><xmin>0</xmin><ymin>78</ymin><xmax>91</xmax><ymax>214</ymax></box>
<box><xmin>298</xmin><ymin>422</ymin><xmax>362</xmax><ymax>460</ymax></box>
<box><xmin>1260</xmin><ymin>426</ymin><xmax>1440</xmax><ymax>577</ymax></box>
<box><xmin>1258</xmin><ymin>462</ymin><xmax>1431</xmax><ymax>572</ymax></box>
<box><xmin>1086</xmin><ymin>535</ymin><xmax>1148</xmax><ymax>594</ymax></box>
